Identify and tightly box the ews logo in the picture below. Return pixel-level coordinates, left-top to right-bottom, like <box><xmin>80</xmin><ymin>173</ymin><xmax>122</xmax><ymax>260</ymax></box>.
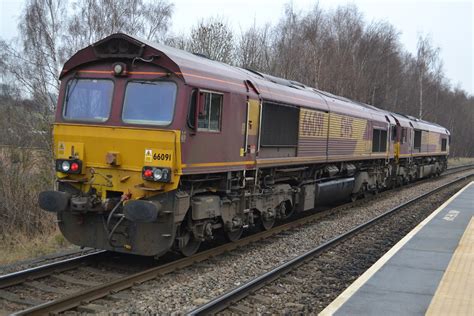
<box><xmin>340</xmin><ymin>116</ymin><xmax>353</xmax><ymax>138</ymax></box>
<box><xmin>301</xmin><ymin>110</ymin><xmax>325</xmax><ymax>137</ymax></box>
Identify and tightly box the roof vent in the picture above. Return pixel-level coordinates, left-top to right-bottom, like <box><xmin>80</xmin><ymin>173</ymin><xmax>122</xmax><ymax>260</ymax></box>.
<box><xmin>92</xmin><ymin>34</ymin><xmax>145</xmax><ymax>59</ymax></box>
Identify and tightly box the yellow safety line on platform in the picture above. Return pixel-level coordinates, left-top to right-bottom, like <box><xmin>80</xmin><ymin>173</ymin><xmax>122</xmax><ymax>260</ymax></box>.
<box><xmin>319</xmin><ymin>181</ymin><xmax>474</xmax><ymax>316</ymax></box>
<box><xmin>426</xmin><ymin>216</ymin><xmax>474</xmax><ymax>316</ymax></box>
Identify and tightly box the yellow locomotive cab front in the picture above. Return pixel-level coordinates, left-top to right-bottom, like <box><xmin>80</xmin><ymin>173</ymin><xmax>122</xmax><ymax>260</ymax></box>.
<box><xmin>39</xmin><ymin>123</ymin><xmax>185</xmax><ymax>256</ymax></box>
<box><xmin>53</xmin><ymin>123</ymin><xmax>182</xmax><ymax>199</ymax></box>
<box><xmin>37</xmin><ymin>72</ymin><xmax>188</xmax><ymax>256</ymax></box>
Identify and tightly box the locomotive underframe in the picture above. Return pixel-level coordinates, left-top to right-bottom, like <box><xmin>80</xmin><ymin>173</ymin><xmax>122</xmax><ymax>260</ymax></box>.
<box><xmin>50</xmin><ymin>155</ymin><xmax>447</xmax><ymax>257</ymax></box>
<box><xmin>177</xmin><ymin>155</ymin><xmax>447</xmax><ymax>245</ymax></box>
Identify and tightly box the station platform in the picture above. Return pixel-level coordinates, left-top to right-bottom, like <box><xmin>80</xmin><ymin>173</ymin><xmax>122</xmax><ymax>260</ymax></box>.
<box><xmin>320</xmin><ymin>181</ymin><xmax>474</xmax><ymax>316</ymax></box>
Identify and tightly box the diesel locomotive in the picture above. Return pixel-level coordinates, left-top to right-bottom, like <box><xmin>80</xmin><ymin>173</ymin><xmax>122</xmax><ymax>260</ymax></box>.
<box><xmin>39</xmin><ymin>33</ymin><xmax>450</xmax><ymax>257</ymax></box>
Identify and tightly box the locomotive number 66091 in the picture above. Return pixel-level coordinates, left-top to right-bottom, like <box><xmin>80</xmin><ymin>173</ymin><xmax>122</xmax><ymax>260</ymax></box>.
<box><xmin>153</xmin><ymin>153</ymin><xmax>172</xmax><ymax>161</ymax></box>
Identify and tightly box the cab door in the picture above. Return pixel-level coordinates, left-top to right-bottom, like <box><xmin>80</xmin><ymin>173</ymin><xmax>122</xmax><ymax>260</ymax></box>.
<box><xmin>243</xmin><ymin>98</ymin><xmax>260</xmax><ymax>157</ymax></box>
<box><xmin>384</xmin><ymin>115</ymin><xmax>394</xmax><ymax>160</ymax></box>
<box><xmin>389</xmin><ymin>124</ymin><xmax>398</xmax><ymax>160</ymax></box>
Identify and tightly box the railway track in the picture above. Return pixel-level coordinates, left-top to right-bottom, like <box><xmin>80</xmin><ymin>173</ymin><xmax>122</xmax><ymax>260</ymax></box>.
<box><xmin>0</xmin><ymin>249</ymin><xmax>174</xmax><ymax>315</ymax></box>
<box><xmin>188</xmin><ymin>174</ymin><xmax>474</xmax><ymax>315</ymax></box>
<box><xmin>0</xmin><ymin>251</ymin><xmax>106</xmax><ymax>289</ymax></box>
<box><xmin>2</xmin><ymin>201</ymin><xmax>365</xmax><ymax>315</ymax></box>
<box><xmin>443</xmin><ymin>163</ymin><xmax>474</xmax><ymax>174</ymax></box>
<box><xmin>1</xmin><ymin>166</ymin><xmax>472</xmax><ymax>315</ymax></box>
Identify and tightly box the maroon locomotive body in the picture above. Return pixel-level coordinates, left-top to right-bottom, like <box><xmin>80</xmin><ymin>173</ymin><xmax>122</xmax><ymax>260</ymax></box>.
<box><xmin>39</xmin><ymin>33</ymin><xmax>449</xmax><ymax>257</ymax></box>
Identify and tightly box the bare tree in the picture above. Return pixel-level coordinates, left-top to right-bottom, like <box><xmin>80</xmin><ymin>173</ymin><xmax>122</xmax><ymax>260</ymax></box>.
<box><xmin>300</xmin><ymin>3</ymin><xmax>327</xmax><ymax>88</ymax></box>
<box><xmin>65</xmin><ymin>0</ymin><xmax>173</xmax><ymax>58</ymax></box>
<box><xmin>271</xmin><ymin>3</ymin><xmax>305</xmax><ymax>80</ymax></box>
<box><xmin>3</xmin><ymin>0</ymin><xmax>173</xmax><ymax>113</ymax></box>
<box><xmin>236</xmin><ymin>22</ymin><xmax>272</xmax><ymax>72</ymax></box>
<box><xmin>165</xmin><ymin>33</ymin><xmax>191</xmax><ymax>51</ymax></box>
<box><xmin>189</xmin><ymin>17</ymin><xmax>235</xmax><ymax>63</ymax></box>
<box><xmin>416</xmin><ymin>35</ymin><xmax>439</xmax><ymax>119</ymax></box>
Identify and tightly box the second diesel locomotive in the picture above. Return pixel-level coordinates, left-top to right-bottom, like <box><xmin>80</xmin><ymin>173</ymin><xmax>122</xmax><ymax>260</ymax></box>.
<box><xmin>39</xmin><ymin>33</ymin><xmax>450</xmax><ymax>257</ymax></box>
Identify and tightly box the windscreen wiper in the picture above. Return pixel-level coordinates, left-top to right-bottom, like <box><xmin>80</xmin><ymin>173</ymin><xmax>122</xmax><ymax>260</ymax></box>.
<box><xmin>133</xmin><ymin>80</ymin><xmax>159</xmax><ymax>85</ymax></box>
<box><xmin>65</xmin><ymin>72</ymin><xmax>79</xmax><ymax>103</ymax></box>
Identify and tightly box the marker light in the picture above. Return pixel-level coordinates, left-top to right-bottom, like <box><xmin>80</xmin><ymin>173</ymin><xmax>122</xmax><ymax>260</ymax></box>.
<box><xmin>70</xmin><ymin>162</ymin><xmax>79</xmax><ymax>172</ymax></box>
<box><xmin>61</xmin><ymin>161</ymin><xmax>71</xmax><ymax>172</ymax></box>
<box><xmin>143</xmin><ymin>169</ymin><xmax>153</xmax><ymax>178</ymax></box>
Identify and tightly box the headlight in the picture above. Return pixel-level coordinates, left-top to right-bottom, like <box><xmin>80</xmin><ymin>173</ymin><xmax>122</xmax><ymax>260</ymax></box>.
<box><xmin>153</xmin><ymin>168</ymin><xmax>163</xmax><ymax>180</ymax></box>
<box><xmin>61</xmin><ymin>161</ymin><xmax>71</xmax><ymax>172</ymax></box>
<box><xmin>113</xmin><ymin>64</ymin><xmax>123</xmax><ymax>74</ymax></box>
<box><xmin>142</xmin><ymin>167</ymin><xmax>171</xmax><ymax>183</ymax></box>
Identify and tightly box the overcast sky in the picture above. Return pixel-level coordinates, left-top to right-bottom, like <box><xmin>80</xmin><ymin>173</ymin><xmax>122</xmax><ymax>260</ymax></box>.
<box><xmin>1</xmin><ymin>0</ymin><xmax>472</xmax><ymax>94</ymax></box>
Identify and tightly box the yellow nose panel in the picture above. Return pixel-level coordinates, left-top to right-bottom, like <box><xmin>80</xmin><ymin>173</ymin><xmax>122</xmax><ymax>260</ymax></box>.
<box><xmin>57</xmin><ymin>141</ymin><xmax>84</xmax><ymax>160</ymax></box>
<box><xmin>53</xmin><ymin>123</ymin><xmax>182</xmax><ymax>198</ymax></box>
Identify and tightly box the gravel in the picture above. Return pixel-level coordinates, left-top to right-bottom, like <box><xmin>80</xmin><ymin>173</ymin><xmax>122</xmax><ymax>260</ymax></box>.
<box><xmin>86</xmin><ymin>171</ymin><xmax>473</xmax><ymax>314</ymax></box>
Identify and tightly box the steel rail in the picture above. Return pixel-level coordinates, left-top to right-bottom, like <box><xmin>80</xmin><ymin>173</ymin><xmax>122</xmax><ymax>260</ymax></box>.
<box><xmin>11</xmin><ymin>206</ymin><xmax>343</xmax><ymax>315</ymax></box>
<box><xmin>448</xmin><ymin>163</ymin><xmax>474</xmax><ymax>169</ymax></box>
<box><xmin>10</xmin><ymin>167</ymin><xmax>474</xmax><ymax>315</ymax></box>
<box><xmin>187</xmin><ymin>174</ymin><xmax>473</xmax><ymax>315</ymax></box>
<box><xmin>0</xmin><ymin>250</ymin><xmax>107</xmax><ymax>289</ymax></box>
<box><xmin>446</xmin><ymin>163</ymin><xmax>474</xmax><ymax>173</ymax></box>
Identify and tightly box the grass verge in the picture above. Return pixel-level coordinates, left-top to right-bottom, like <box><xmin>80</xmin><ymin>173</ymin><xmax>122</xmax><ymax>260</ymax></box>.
<box><xmin>0</xmin><ymin>229</ymin><xmax>71</xmax><ymax>266</ymax></box>
<box><xmin>448</xmin><ymin>157</ymin><xmax>474</xmax><ymax>167</ymax></box>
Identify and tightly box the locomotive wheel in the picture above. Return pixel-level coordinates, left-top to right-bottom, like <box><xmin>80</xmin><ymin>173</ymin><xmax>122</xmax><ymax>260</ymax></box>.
<box><xmin>260</xmin><ymin>213</ymin><xmax>275</xmax><ymax>231</ymax></box>
<box><xmin>280</xmin><ymin>200</ymin><xmax>294</xmax><ymax>219</ymax></box>
<box><xmin>179</xmin><ymin>232</ymin><xmax>201</xmax><ymax>257</ymax></box>
<box><xmin>224</xmin><ymin>227</ymin><xmax>243</xmax><ymax>242</ymax></box>
<box><xmin>177</xmin><ymin>228</ymin><xmax>201</xmax><ymax>257</ymax></box>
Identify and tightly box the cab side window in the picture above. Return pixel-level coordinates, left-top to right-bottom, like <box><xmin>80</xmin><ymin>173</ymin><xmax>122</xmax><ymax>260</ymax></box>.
<box><xmin>372</xmin><ymin>128</ymin><xmax>388</xmax><ymax>152</ymax></box>
<box><xmin>441</xmin><ymin>138</ymin><xmax>447</xmax><ymax>151</ymax></box>
<box><xmin>414</xmin><ymin>130</ymin><xmax>422</xmax><ymax>150</ymax></box>
<box><xmin>198</xmin><ymin>92</ymin><xmax>222</xmax><ymax>132</ymax></box>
